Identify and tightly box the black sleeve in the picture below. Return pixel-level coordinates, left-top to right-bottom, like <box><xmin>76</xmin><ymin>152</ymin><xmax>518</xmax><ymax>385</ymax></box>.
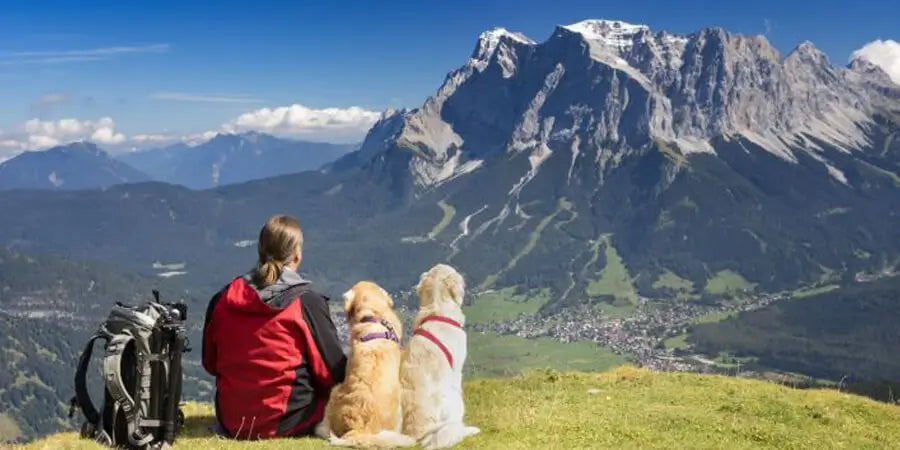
<box><xmin>300</xmin><ymin>292</ymin><xmax>347</xmax><ymax>384</ymax></box>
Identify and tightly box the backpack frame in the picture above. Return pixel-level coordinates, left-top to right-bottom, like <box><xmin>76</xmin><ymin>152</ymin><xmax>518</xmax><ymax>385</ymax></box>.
<box><xmin>70</xmin><ymin>290</ymin><xmax>189</xmax><ymax>449</ymax></box>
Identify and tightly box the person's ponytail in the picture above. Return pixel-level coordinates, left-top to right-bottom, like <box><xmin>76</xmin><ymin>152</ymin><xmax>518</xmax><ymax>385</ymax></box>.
<box><xmin>253</xmin><ymin>215</ymin><xmax>304</xmax><ymax>288</ymax></box>
<box><xmin>254</xmin><ymin>258</ymin><xmax>285</xmax><ymax>288</ymax></box>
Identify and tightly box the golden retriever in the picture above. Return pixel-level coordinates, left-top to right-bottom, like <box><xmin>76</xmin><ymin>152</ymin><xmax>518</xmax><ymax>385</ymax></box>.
<box><xmin>315</xmin><ymin>281</ymin><xmax>414</xmax><ymax>448</ymax></box>
<box><xmin>400</xmin><ymin>264</ymin><xmax>480</xmax><ymax>449</ymax></box>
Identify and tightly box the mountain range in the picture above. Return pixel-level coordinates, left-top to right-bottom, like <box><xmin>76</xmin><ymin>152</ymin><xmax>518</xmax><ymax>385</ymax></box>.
<box><xmin>0</xmin><ymin>142</ymin><xmax>150</xmax><ymax>190</ymax></box>
<box><xmin>0</xmin><ymin>19</ymin><xmax>897</xmax><ymax>300</ymax></box>
<box><xmin>118</xmin><ymin>132</ymin><xmax>357</xmax><ymax>189</ymax></box>
<box><xmin>0</xmin><ymin>133</ymin><xmax>358</xmax><ymax>191</ymax></box>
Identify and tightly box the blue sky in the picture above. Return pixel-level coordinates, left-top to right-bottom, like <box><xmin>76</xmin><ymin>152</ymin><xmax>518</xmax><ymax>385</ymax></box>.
<box><xmin>0</xmin><ymin>0</ymin><xmax>897</xmax><ymax>155</ymax></box>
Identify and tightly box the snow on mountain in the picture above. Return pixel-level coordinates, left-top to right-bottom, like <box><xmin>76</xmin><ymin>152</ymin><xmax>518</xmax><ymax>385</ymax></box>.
<box><xmin>352</xmin><ymin>19</ymin><xmax>899</xmax><ymax>189</ymax></box>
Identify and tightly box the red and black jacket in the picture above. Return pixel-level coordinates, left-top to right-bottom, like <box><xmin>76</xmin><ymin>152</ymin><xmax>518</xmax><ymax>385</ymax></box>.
<box><xmin>202</xmin><ymin>275</ymin><xmax>346</xmax><ymax>439</ymax></box>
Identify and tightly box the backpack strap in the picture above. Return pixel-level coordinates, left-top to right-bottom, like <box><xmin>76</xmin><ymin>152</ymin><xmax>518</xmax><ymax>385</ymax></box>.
<box><xmin>72</xmin><ymin>333</ymin><xmax>108</xmax><ymax>425</ymax></box>
<box><xmin>103</xmin><ymin>332</ymin><xmax>154</xmax><ymax>447</ymax></box>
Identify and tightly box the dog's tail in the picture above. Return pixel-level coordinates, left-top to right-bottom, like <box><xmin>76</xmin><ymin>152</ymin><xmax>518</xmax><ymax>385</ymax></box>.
<box><xmin>418</xmin><ymin>422</ymin><xmax>481</xmax><ymax>450</ymax></box>
<box><xmin>329</xmin><ymin>430</ymin><xmax>417</xmax><ymax>448</ymax></box>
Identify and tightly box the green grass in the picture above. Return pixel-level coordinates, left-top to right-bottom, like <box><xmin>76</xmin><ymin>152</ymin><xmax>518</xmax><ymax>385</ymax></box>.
<box><xmin>857</xmin><ymin>159</ymin><xmax>900</xmax><ymax>186</ymax></box>
<box><xmin>817</xmin><ymin>265</ymin><xmax>840</xmax><ymax>284</ymax></box>
<box><xmin>586</xmin><ymin>235</ymin><xmax>638</xmax><ymax>305</ymax></box>
<box><xmin>466</xmin><ymin>332</ymin><xmax>628</xmax><ymax>377</ymax></box>
<box><xmin>25</xmin><ymin>367</ymin><xmax>900</xmax><ymax>449</ymax></box>
<box><xmin>792</xmin><ymin>284</ymin><xmax>840</xmax><ymax>299</ymax></box>
<box><xmin>464</xmin><ymin>287</ymin><xmax>551</xmax><ymax>325</ymax></box>
<box><xmin>427</xmin><ymin>200</ymin><xmax>456</xmax><ymax>239</ymax></box>
<box><xmin>0</xmin><ymin>413</ymin><xmax>22</xmax><ymax>444</ymax></box>
<box><xmin>704</xmin><ymin>270</ymin><xmax>755</xmax><ymax>295</ymax></box>
<box><xmin>3</xmin><ymin>348</ymin><xmax>25</xmax><ymax>365</ymax></box>
<box><xmin>596</xmin><ymin>299</ymin><xmax>638</xmax><ymax>319</ymax></box>
<box><xmin>652</xmin><ymin>270</ymin><xmax>694</xmax><ymax>299</ymax></box>
<box><xmin>711</xmin><ymin>353</ymin><xmax>759</xmax><ymax>369</ymax></box>
<box><xmin>691</xmin><ymin>310</ymin><xmax>738</xmax><ymax>325</ymax></box>
<box><xmin>663</xmin><ymin>333</ymin><xmax>689</xmax><ymax>350</ymax></box>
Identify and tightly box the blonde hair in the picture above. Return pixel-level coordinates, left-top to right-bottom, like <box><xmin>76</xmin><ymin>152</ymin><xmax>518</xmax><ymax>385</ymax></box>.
<box><xmin>254</xmin><ymin>214</ymin><xmax>304</xmax><ymax>288</ymax></box>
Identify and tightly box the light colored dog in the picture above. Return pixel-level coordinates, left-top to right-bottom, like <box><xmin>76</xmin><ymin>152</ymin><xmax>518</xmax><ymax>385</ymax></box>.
<box><xmin>316</xmin><ymin>281</ymin><xmax>415</xmax><ymax>448</ymax></box>
<box><xmin>400</xmin><ymin>264</ymin><xmax>480</xmax><ymax>449</ymax></box>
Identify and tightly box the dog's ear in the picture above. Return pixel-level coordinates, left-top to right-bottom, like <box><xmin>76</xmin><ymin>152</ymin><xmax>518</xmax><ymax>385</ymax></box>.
<box><xmin>442</xmin><ymin>268</ymin><xmax>465</xmax><ymax>306</ymax></box>
<box><xmin>379</xmin><ymin>286</ymin><xmax>394</xmax><ymax>308</ymax></box>
<box><xmin>343</xmin><ymin>288</ymin><xmax>357</xmax><ymax>319</ymax></box>
<box><xmin>416</xmin><ymin>270</ymin><xmax>434</xmax><ymax>308</ymax></box>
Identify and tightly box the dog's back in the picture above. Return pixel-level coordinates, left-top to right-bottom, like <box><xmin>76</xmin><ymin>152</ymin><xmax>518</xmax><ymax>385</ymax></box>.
<box><xmin>400</xmin><ymin>264</ymin><xmax>480</xmax><ymax>448</ymax></box>
<box><xmin>325</xmin><ymin>281</ymin><xmax>412</xmax><ymax>446</ymax></box>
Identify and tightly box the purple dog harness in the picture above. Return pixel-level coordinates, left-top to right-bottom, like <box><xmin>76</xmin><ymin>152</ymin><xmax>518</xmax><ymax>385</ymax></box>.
<box><xmin>358</xmin><ymin>316</ymin><xmax>403</xmax><ymax>347</ymax></box>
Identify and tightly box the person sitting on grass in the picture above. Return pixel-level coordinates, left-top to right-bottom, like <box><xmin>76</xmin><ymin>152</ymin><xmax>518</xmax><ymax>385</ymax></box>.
<box><xmin>202</xmin><ymin>214</ymin><xmax>346</xmax><ymax>439</ymax></box>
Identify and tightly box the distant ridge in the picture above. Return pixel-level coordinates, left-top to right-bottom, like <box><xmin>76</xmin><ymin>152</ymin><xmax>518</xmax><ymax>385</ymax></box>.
<box><xmin>0</xmin><ymin>142</ymin><xmax>150</xmax><ymax>190</ymax></box>
<box><xmin>119</xmin><ymin>132</ymin><xmax>358</xmax><ymax>189</ymax></box>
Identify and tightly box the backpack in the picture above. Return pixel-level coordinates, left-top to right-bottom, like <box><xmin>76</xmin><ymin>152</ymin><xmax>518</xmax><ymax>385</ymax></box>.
<box><xmin>70</xmin><ymin>290</ymin><xmax>190</xmax><ymax>449</ymax></box>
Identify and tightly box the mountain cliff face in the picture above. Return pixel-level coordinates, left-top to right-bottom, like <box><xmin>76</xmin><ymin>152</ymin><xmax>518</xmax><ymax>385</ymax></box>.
<box><xmin>0</xmin><ymin>142</ymin><xmax>150</xmax><ymax>190</ymax></box>
<box><xmin>353</xmin><ymin>20</ymin><xmax>898</xmax><ymax>188</ymax></box>
<box><xmin>335</xmin><ymin>19</ymin><xmax>900</xmax><ymax>302</ymax></box>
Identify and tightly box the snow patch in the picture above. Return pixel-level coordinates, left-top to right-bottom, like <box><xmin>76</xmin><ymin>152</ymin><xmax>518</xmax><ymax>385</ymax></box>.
<box><xmin>567</xmin><ymin>135</ymin><xmax>581</xmax><ymax>184</ymax></box>
<box><xmin>473</xmin><ymin>204</ymin><xmax>510</xmax><ymax>237</ymax></box>
<box><xmin>234</xmin><ymin>240</ymin><xmax>255</xmax><ymax>248</ymax></box>
<box><xmin>826</xmin><ymin>165</ymin><xmax>849</xmax><ymax>185</ymax></box>
<box><xmin>563</xmin><ymin>20</ymin><xmax>649</xmax><ymax>49</ymax></box>
<box><xmin>211</xmin><ymin>163</ymin><xmax>221</xmax><ymax>186</ymax></box>
<box><xmin>474</xmin><ymin>27</ymin><xmax>535</xmax><ymax>68</ymax></box>
<box><xmin>515</xmin><ymin>203</ymin><xmax>532</xmax><ymax>220</ymax></box>
<box><xmin>672</xmin><ymin>136</ymin><xmax>716</xmax><ymax>155</ymax></box>
<box><xmin>807</xmin><ymin>151</ymin><xmax>849</xmax><ymax>185</ymax></box>
<box><xmin>449</xmin><ymin>205</ymin><xmax>488</xmax><ymax>251</ymax></box>
<box><xmin>47</xmin><ymin>171</ymin><xmax>62</xmax><ymax>187</ymax></box>
<box><xmin>152</xmin><ymin>261</ymin><xmax>186</xmax><ymax>271</ymax></box>
<box><xmin>157</xmin><ymin>271</ymin><xmax>187</xmax><ymax>278</ymax></box>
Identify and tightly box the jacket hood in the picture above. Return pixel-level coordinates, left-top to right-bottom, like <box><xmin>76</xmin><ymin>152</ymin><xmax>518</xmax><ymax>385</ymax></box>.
<box><xmin>222</xmin><ymin>267</ymin><xmax>312</xmax><ymax>314</ymax></box>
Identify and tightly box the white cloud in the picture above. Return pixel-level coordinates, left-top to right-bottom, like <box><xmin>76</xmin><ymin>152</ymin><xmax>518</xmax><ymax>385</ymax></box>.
<box><xmin>132</xmin><ymin>133</ymin><xmax>176</xmax><ymax>144</ymax></box>
<box><xmin>182</xmin><ymin>131</ymin><xmax>219</xmax><ymax>147</ymax></box>
<box><xmin>0</xmin><ymin>103</ymin><xmax>381</xmax><ymax>159</ymax></box>
<box><xmin>852</xmin><ymin>39</ymin><xmax>900</xmax><ymax>85</ymax></box>
<box><xmin>151</xmin><ymin>91</ymin><xmax>262</xmax><ymax>104</ymax></box>
<box><xmin>0</xmin><ymin>117</ymin><xmax>126</xmax><ymax>154</ymax></box>
<box><xmin>2</xmin><ymin>44</ymin><xmax>169</xmax><ymax>65</ymax></box>
<box><xmin>222</xmin><ymin>104</ymin><xmax>381</xmax><ymax>139</ymax></box>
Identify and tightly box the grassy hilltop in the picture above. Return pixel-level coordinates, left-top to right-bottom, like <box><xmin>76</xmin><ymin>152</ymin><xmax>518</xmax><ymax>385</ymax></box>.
<box><xmin>20</xmin><ymin>367</ymin><xmax>900</xmax><ymax>449</ymax></box>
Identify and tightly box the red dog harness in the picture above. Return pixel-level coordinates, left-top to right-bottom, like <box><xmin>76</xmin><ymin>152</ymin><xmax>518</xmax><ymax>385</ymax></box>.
<box><xmin>413</xmin><ymin>315</ymin><xmax>463</xmax><ymax>368</ymax></box>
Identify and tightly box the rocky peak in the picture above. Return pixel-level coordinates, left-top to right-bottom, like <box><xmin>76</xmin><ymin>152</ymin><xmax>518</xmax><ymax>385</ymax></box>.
<box><xmin>352</xmin><ymin>19</ymin><xmax>900</xmax><ymax>189</ymax></box>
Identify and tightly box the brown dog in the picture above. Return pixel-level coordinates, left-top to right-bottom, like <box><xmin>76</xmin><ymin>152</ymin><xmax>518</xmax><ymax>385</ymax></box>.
<box><xmin>315</xmin><ymin>281</ymin><xmax>415</xmax><ymax>448</ymax></box>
